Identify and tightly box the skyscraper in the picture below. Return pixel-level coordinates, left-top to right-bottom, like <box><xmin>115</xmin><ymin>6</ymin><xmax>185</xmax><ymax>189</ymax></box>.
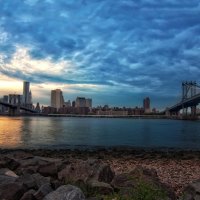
<box><xmin>23</xmin><ymin>81</ymin><xmax>32</xmax><ymax>108</ymax></box>
<box><xmin>23</xmin><ymin>81</ymin><xmax>30</xmax><ymax>105</ymax></box>
<box><xmin>51</xmin><ymin>89</ymin><xmax>64</xmax><ymax>110</ymax></box>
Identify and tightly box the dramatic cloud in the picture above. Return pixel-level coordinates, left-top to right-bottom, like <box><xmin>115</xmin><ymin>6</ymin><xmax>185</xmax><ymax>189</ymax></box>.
<box><xmin>0</xmin><ymin>0</ymin><xmax>200</xmax><ymax>108</ymax></box>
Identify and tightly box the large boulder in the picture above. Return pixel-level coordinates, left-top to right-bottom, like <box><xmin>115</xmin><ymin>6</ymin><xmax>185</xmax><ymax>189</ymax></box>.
<box><xmin>0</xmin><ymin>168</ymin><xmax>19</xmax><ymax>186</ymax></box>
<box><xmin>3</xmin><ymin>156</ymin><xmax>20</xmax><ymax>170</ymax></box>
<box><xmin>0</xmin><ymin>168</ymin><xmax>19</xmax><ymax>178</ymax></box>
<box><xmin>19</xmin><ymin>157</ymin><xmax>48</xmax><ymax>168</ymax></box>
<box><xmin>182</xmin><ymin>180</ymin><xmax>200</xmax><ymax>200</ymax></box>
<box><xmin>87</xmin><ymin>180</ymin><xmax>113</xmax><ymax>195</ymax></box>
<box><xmin>43</xmin><ymin>185</ymin><xmax>85</xmax><ymax>200</ymax></box>
<box><xmin>17</xmin><ymin>156</ymin><xmax>63</xmax><ymax>176</ymax></box>
<box><xmin>34</xmin><ymin>183</ymin><xmax>53</xmax><ymax>200</ymax></box>
<box><xmin>38</xmin><ymin>162</ymin><xmax>57</xmax><ymax>177</ymax></box>
<box><xmin>32</xmin><ymin>173</ymin><xmax>51</xmax><ymax>189</ymax></box>
<box><xmin>0</xmin><ymin>182</ymin><xmax>26</xmax><ymax>200</ymax></box>
<box><xmin>20</xmin><ymin>189</ymin><xmax>36</xmax><ymax>200</ymax></box>
<box><xmin>58</xmin><ymin>159</ymin><xmax>114</xmax><ymax>184</ymax></box>
<box><xmin>16</xmin><ymin>173</ymin><xmax>36</xmax><ymax>189</ymax></box>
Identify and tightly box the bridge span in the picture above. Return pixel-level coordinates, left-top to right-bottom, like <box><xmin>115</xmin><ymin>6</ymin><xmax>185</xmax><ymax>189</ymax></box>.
<box><xmin>0</xmin><ymin>101</ymin><xmax>38</xmax><ymax>116</ymax></box>
<box><xmin>166</xmin><ymin>81</ymin><xmax>200</xmax><ymax>117</ymax></box>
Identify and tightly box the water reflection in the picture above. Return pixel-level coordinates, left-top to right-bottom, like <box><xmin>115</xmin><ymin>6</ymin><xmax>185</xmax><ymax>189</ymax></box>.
<box><xmin>0</xmin><ymin>117</ymin><xmax>200</xmax><ymax>149</ymax></box>
<box><xmin>0</xmin><ymin>117</ymin><xmax>22</xmax><ymax>148</ymax></box>
<box><xmin>20</xmin><ymin>117</ymin><xmax>33</xmax><ymax>146</ymax></box>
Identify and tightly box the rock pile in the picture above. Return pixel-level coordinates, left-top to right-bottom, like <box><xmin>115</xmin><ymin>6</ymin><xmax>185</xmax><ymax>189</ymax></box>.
<box><xmin>0</xmin><ymin>153</ymin><xmax>196</xmax><ymax>200</ymax></box>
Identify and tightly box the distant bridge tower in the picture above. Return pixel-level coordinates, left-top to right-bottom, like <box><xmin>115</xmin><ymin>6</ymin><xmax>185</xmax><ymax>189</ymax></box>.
<box><xmin>182</xmin><ymin>81</ymin><xmax>198</xmax><ymax>116</ymax></box>
<box><xmin>182</xmin><ymin>81</ymin><xmax>197</xmax><ymax>100</ymax></box>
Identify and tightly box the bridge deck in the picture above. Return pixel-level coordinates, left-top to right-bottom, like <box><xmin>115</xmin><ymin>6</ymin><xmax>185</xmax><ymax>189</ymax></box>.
<box><xmin>167</xmin><ymin>93</ymin><xmax>200</xmax><ymax>112</ymax></box>
<box><xmin>0</xmin><ymin>101</ymin><xmax>37</xmax><ymax>113</ymax></box>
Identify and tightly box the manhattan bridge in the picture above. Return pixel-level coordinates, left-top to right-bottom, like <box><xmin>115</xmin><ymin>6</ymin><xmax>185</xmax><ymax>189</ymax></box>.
<box><xmin>166</xmin><ymin>81</ymin><xmax>200</xmax><ymax>117</ymax></box>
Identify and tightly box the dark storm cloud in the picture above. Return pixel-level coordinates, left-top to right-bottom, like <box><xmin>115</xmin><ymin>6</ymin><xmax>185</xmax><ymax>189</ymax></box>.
<box><xmin>0</xmin><ymin>0</ymin><xmax>200</xmax><ymax>107</ymax></box>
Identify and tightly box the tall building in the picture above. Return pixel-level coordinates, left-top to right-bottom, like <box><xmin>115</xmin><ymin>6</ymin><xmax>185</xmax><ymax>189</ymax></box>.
<box><xmin>23</xmin><ymin>81</ymin><xmax>30</xmax><ymax>104</ymax></box>
<box><xmin>23</xmin><ymin>81</ymin><xmax>32</xmax><ymax>107</ymax></box>
<box><xmin>51</xmin><ymin>89</ymin><xmax>64</xmax><ymax>110</ymax></box>
<box><xmin>143</xmin><ymin>97</ymin><xmax>151</xmax><ymax>113</ymax></box>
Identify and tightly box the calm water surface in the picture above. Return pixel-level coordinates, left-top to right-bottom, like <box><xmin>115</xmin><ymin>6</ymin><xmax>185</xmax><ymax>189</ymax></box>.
<box><xmin>0</xmin><ymin>116</ymin><xmax>200</xmax><ymax>149</ymax></box>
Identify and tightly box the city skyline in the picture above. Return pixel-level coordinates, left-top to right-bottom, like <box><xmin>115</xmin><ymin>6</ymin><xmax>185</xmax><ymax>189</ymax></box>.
<box><xmin>0</xmin><ymin>1</ymin><xmax>200</xmax><ymax>109</ymax></box>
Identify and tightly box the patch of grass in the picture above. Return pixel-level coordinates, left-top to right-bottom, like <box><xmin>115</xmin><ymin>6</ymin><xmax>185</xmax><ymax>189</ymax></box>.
<box><xmin>100</xmin><ymin>181</ymin><xmax>167</xmax><ymax>200</ymax></box>
<box><xmin>65</xmin><ymin>178</ymin><xmax>167</xmax><ymax>200</ymax></box>
<box><xmin>133</xmin><ymin>180</ymin><xmax>167</xmax><ymax>200</ymax></box>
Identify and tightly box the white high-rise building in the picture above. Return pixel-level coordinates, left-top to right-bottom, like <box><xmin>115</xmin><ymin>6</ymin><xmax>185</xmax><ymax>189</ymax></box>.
<box><xmin>51</xmin><ymin>89</ymin><xmax>64</xmax><ymax>110</ymax></box>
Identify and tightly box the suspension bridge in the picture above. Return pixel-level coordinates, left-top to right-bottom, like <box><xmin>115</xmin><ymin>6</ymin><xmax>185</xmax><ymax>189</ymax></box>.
<box><xmin>0</xmin><ymin>101</ymin><xmax>38</xmax><ymax>116</ymax></box>
<box><xmin>165</xmin><ymin>81</ymin><xmax>200</xmax><ymax>117</ymax></box>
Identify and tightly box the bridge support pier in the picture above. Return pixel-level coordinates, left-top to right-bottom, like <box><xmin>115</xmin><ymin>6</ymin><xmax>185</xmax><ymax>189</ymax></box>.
<box><xmin>182</xmin><ymin>107</ymin><xmax>188</xmax><ymax>116</ymax></box>
<box><xmin>191</xmin><ymin>105</ymin><xmax>197</xmax><ymax>116</ymax></box>
<box><xmin>9</xmin><ymin>106</ymin><xmax>20</xmax><ymax>116</ymax></box>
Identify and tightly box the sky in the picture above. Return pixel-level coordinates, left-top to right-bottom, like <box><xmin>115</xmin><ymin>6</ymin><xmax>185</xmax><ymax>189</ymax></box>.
<box><xmin>0</xmin><ymin>0</ymin><xmax>200</xmax><ymax>109</ymax></box>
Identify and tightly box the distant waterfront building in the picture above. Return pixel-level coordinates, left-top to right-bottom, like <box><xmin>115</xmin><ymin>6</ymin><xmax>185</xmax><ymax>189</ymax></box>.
<box><xmin>51</xmin><ymin>89</ymin><xmax>64</xmax><ymax>110</ymax></box>
<box><xmin>86</xmin><ymin>98</ymin><xmax>92</xmax><ymax>108</ymax></box>
<box><xmin>97</xmin><ymin>110</ymin><xmax>128</xmax><ymax>116</ymax></box>
<box><xmin>23</xmin><ymin>81</ymin><xmax>32</xmax><ymax>108</ymax></box>
<box><xmin>42</xmin><ymin>106</ymin><xmax>57</xmax><ymax>114</ymax></box>
<box><xmin>72</xmin><ymin>101</ymin><xmax>76</xmax><ymax>107</ymax></box>
<box><xmin>75</xmin><ymin>97</ymin><xmax>92</xmax><ymax>108</ymax></box>
<box><xmin>75</xmin><ymin>97</ymin><xmax>86</xmax><ymax>108</ymax></box>
<box><xmin>64</xmin><ymin>100</ymin><xmax>71</xmax><ymax>107</ymax></box>
<box><xmin>143</xmin><ymin>97</ymin><xmax>151</xmax><ymax>113</ymax></box>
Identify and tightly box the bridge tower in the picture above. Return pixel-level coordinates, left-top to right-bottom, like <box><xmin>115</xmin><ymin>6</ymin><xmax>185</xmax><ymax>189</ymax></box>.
<box><xmin>8</xmin><ymin>105</ymin><xmax>20</xmax><ymax>116</ymax></box>
<box><xmin>182</xmin><ymin>81</ymin><xmax>198</xmax><ymax>116</ymax></box>
<box><xmin>182</xmin><ymin>81</ymin><xmax>197</xmax><ymax>100</ymax></box>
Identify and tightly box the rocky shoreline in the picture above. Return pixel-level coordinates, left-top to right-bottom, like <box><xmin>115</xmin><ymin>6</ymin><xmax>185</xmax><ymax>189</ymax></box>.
<box><xmin>0</xmin><ymin>148</ymin><xmax>200</xmax><ymax>199</ymax></box>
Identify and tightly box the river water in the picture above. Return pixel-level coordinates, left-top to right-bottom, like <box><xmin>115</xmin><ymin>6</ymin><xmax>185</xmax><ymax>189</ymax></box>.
<box><xmin>0</xmin><ymin>116</ymin><xmax>200</xmax><ymax>149</ymax></box>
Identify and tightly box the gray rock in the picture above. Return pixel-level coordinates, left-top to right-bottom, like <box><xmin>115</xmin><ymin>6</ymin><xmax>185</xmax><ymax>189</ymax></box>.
<box><xmin>0</xmin><ymin>160</ymin><xmax>7</xmax><ymax>168</ymax></box>
<box><xmin>87</xmin><ymin>180</ymin><xmax>113</xmax><ymax>195</ymax></box>
<box><xmin>0</xmin><ymin>174</ymin><xmax>17</xmax><ymax>185</ymax></box>
<box><xmin>34</xmin><ymin>184</ymin><xmax>53</xmax><ymax>200</ymax></box>
<box><xmin>19</xmin><ymin>157</ymin><xmax>48</xmax><ymax>168</ymax></box>
<box><xmin>17</xmin><ymin>173</ymin><xmax>36</xmax><ymax>189</ymax></box>
<box><xmin>0</xmin><ymin>169</ymin><xmax>18</xmax><ymax>186</ymax></box>
<box><xmin>32</xmin><ymin>173</ymin><xmax>51</xmax><ymax>189</ymax></box>
<box><xmin>20</xmin><ymin>189</ymin><xmax>36</xmax><ymax>200</ymax></box>
<box><xmin>0</xmin><ymin>168</ymin><xmax>18</xmax><ymax>177</ymax></box>
<box><xmin>0</xmin><ymin>182</ymin><xmax>26</xmax><ymax>200</ymax></box>
<box><xmin>182</xmin><ymin>180</ymin><xmax>200</xmax><ymax>200</ymax></box>
<box><xmin>4</xmin><ymin>156</ymin><xmax>20</xmax><ymax>170</ymax></box>
<box><xmin>43</xmin><ymin>185</ymin><xmax>85</xmax><ymax>200</ymax></box>
<box><xmin>38</xmin><ymin>163</ymin><xmax>57</xmax><ymax>177</ymax></box>
<box><xmin>58</xmin><ymin>159</ymin><xmax>114</xmax><ymax>184</ymax></box>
